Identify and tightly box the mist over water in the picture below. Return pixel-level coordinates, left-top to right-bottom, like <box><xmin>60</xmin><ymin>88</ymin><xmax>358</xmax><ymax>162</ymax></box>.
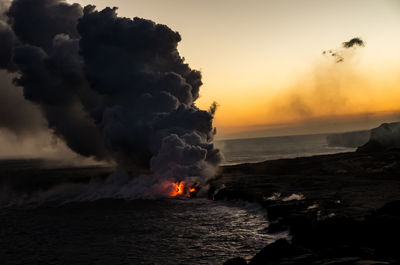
<box><xmin>216</xmin><ymin>134</ymin><xmax>355</xmax><ymax>165</ymax></box>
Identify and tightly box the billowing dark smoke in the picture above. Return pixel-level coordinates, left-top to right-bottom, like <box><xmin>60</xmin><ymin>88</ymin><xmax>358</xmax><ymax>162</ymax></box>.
<box><xmin>0</xmin><ymin>0</ymin><xmax>222</xmax><ymax>199</ymax></box>
<box><xmin>0</xmin><ymin>70</ymin><xmax>46</xmax><ymax>134</ymax></box>
<box><xmin>0</xmin><ymin>1</ymin><xmax>17</xmax><ymax>71</ymax></box>
<box><xmin>0</xmin><ymin>0</ymin><xmax>45</xmax><ymax>134</ymax></box>
<box><xmin>342</xmin><ymin>37</ymin><xmax>365</xmax><ymax>48</ymax></box>
<box><xmin>323</xmin><ymin>37</ymin><xmax>365</xmax><ymax>63</ymax></box>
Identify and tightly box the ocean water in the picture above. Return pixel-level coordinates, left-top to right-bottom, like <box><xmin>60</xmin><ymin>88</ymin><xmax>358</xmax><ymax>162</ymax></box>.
<box><xmin>216</xmin><ymin>133</ymin><xmax>356</xmax><ymax>165</ymax></box>
<box><xmin>1</xmin><ymin>134</ymin><xmax>352</xmax><ymax>265</ymax></box>
<box><xmin>1</xmin><ymin>199</ymin><xmax>286</xmax><ymax>265</ymax></box>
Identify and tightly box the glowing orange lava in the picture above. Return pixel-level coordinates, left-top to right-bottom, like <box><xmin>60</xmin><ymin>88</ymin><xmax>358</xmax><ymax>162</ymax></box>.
<box><xmin>169</xmin><ymin>182</ymin><xmax>185</xmax><ymax>197</ymax></box>
<box><xmin>165</xmin><ymin>181</ymin><xmax>200</xmax><ymax>198</ymax></box>
<box><xmin>188</xmin><ymin>183</ymin><xmax>200</xmax><ymax>197</ymax></box>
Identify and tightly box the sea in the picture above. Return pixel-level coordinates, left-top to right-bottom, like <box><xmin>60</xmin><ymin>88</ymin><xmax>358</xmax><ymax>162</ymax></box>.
<box><xmin>1</xmin><ymin>133</ymin><xmax>355</xmax><ymax>265</ymax></box>
<box><xmin>216</xmin><ymin>133</ymin><xmax>355</xmax><ymax>165</ymax></box>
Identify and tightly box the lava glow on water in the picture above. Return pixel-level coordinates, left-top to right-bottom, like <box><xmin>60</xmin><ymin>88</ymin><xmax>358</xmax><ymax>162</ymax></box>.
<box><xmin>163</xmin><ymin>181</ymin><xmax>200</xmax><ymax>198</ymax></box>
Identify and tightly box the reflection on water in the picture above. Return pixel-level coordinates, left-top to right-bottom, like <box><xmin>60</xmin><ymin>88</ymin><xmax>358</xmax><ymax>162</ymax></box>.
<box><xmin>0</xmin><ymin>199</ymin><xmax>286</xmax><ymax>265</ymax></box>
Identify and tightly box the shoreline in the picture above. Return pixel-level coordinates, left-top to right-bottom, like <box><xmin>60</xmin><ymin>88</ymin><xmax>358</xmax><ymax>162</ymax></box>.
<box><xmin>211</xmin><ymin>149</ymin><xmax>400</xmax><ymax>264</ymax></box>
<box><xmin>1</xmin><ymin>149</ymin><xmax>399</xmax><ymax>264</ymax></box>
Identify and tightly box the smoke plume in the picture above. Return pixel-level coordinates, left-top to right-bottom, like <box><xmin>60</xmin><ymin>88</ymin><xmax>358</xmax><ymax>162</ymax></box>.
<box><xmin>267</xmin><ymin>37</ymin><xmax>378</xmax><ymax>126</ymax></box>
<box><xmin>342</xmin><ymin>37</ymin><xmax>365</xmax><ymax>48</ymax></box>
<box><xmin>323</xmin><ymin>37</ymin><xmax>365</xmax><ymax>63</ymax></box>
<box><xmin>0</xmin><ymin>70</ymin><xmax>46</xmax><ymax>133</ymax></box>
<box><xmin>0</xmin><ymin>0</ymin><xmax>222</xmax><ymax>200</ymax></box>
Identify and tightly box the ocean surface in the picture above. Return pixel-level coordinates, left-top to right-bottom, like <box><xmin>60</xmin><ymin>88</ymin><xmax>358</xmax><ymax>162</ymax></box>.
<box><xmin>1</xmin><ymin>133</ymin><xmax>354</xmax><ymax>265</ymax></box>
<box><xmin>1</xmin><ymin>199</ymin><xmax>286</xmax><ymax>265</ymax></box>
<box><xmin>216</xmin><ymin>133</ymin><xmax>356</xmax><ymax>165</ymax></box>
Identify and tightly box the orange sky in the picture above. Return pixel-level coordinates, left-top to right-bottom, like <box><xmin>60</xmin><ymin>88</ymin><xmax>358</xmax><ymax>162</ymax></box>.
<box><xmin>70</xmin><ymin>0</ymin><xmax>400</xmax><ymax>138</ymax></box>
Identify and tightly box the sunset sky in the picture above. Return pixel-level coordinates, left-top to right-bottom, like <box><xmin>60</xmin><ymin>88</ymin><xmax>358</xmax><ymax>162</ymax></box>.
<box><xmin>69</xmin><ymin>0</ymin><xmax>400</xmax><ymax>139</ymax></box>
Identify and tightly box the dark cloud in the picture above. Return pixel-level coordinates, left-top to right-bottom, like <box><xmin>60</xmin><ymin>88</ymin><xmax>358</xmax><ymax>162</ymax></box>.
<box><xmin>323</xmin><ymin>37</ymin><xmax>365</xmax><ymax>63</ymax></box>
<box><xmin>7</xmin><ymin>0</ymin><xmax>82</xmax><ymax>52</ymax></box>
<box><xmin>11</xmin><ymin>35</ymin><xmax>111</xmax><ymax>161</ymax></box>
<box><xmin>342</xmin><ymin>37</ymin><xmax>365</xmax><ymax>48</ymax></box>
<box><xmin>0</xmin><ymin>1</ymin><xmax>17</xmax><ymax>71</ymax></box>
<box><xmin>75</xmin><ymin>6</ymin><xmax>221</xmax><ymax>170</ymax></box>
<box><xmin>0</xmin><ymin>1</ymin><xmax>44</xmax><ymax>133</ymax></box>
<box><xmin>0</xmin><ymin>0</ymin><xmax>221</xmax><ymax>197</ymax></box>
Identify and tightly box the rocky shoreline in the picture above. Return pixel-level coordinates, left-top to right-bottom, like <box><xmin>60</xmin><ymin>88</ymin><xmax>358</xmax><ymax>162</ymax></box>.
<box><xmin>211</xmin><ymin>149</ymin><xmax>400</xmax><ymax>265</ymax></box>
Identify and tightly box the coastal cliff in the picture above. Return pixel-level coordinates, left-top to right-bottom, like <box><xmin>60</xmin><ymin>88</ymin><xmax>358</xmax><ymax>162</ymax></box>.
<box><xmin>358</xmin><ymin>122</ymin><xmax>400</xmax><ymax>152</ymax></box>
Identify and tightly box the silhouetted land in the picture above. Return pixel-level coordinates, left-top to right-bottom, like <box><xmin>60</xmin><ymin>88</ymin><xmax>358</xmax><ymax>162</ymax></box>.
<box><xmin>213</xmin><ymin>149</ymin><xmax>400</xmax><ymax>265</ymax></box>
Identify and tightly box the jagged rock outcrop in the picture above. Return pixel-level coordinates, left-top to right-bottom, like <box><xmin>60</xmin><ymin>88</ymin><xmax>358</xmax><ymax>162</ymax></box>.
<box><xmin>358</xmin><ymin>122</ymin><xmax>400</xmax><ymax>152</ymax></box>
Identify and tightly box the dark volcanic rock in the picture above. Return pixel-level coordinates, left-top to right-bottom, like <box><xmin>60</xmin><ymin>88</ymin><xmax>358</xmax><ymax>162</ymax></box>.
<box><xmin>358</xmin><ymin>122</ymin><xmax>400</xmax><ymax>152</ymax></box>
<box><xmin>249</xmin><ymin>239</ymin><xmax>314</xmax><ymax>265</ymax></box>
<box><xmin>364</xmin><ymin>201</ymin><xmax>400</xmax><ymax>258</ymax></box>
<box><xmin>216</xmin><ymin>149</ymin><xmax>400</xmax><ymax>265</ymax></box>
<box><xmin>223</xmin><ymin>257</ymin><xmax>247</xmax><ymax>265</ymax></box>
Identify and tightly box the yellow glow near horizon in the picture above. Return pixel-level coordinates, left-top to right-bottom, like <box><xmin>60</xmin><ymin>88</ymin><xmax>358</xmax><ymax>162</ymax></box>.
<box><xmin>69</xmin><ymin>0</ymin><xmax>400</xmax><ymax>138</ymax></box>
